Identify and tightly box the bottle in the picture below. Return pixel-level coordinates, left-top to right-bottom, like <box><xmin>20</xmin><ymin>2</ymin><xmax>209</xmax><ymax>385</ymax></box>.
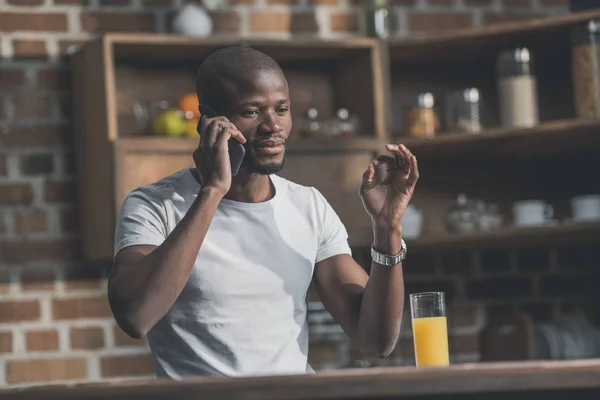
<box><xmin>572</xmin><ymin>20</ymin><xmax>600</xmax><ymax>119</ymax></box>
<box><xmin>365</xmin><ymin>0</ymin><xmax>390</xmax><ymax>40</ymax></box>
<box><xmin>497</xmin><ymin>48</ymin><xmax>539</xmax><ymax>128</ymax></box>
<box><xmin>446</xmin><ymin>87</ymin><xmax>482</xmax><ymax>134</ymax></box>
<box><xmin>403</xmin><ymin>93</ymin><xmax>440</xmax><ymax>138</ymax></box>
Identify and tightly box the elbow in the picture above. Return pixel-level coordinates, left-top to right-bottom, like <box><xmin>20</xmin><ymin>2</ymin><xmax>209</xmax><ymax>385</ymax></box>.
<box><xmin>357</xmin><ymin>329</ymin><xmax>400</xmax><ymax>359</ymax></box>
<box><xmin>108</xmin><ymin>293</ymin><xmax>149</xmax><ymax>340</ymax></box>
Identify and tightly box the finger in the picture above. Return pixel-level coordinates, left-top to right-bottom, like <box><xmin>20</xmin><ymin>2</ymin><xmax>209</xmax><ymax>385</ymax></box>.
<box><xmin>385</xmin><ymin>144</ymin><xmax>410</xmax><ymax>173</ymax></box>
<box><xmin>228</xmin><ymin>127</ymin><xmax>246</xmax><ymax>144</ymax></box>
<box><xmin>214</xmin><ymin>127</ymin><xmax>232</xmax><ymax>151</ymax></box>
<box><xmin>406</xmin><ymin>154</ymin><xmax>419</xmax><ymax>186</ymax></box>
<box><xmin>372</xmin><ymin>154</ymin><xmax>396</xmax><ymax>168</ymax></box>
<box><xmin>360</xmin><ymin>161</ymin><xmax>377</xmax><ymax>192</ymax></box>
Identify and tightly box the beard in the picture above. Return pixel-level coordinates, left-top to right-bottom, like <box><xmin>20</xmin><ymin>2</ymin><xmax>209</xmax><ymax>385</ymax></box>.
<box><xmin>239</xmin><ymin>141</ymin><xmax>285</xmax><ymax>175</ymax></box>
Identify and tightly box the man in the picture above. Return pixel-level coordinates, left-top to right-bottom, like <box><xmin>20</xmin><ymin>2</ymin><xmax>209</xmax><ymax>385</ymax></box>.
<box><xmin>108</xmin><ymin>46</ymin><xmax>419</xmax><ymax>379</ymax></box>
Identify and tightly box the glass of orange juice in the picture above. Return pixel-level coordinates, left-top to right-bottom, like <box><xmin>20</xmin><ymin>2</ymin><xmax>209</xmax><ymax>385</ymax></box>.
<box><xmin>410</xmin><ymin>292</ymin><xmax>450</xmax><ymax>367</ymax></box>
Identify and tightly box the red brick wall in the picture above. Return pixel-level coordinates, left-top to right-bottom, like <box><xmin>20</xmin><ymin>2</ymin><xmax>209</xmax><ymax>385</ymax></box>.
<box><xmin>0</xmin><ymin>0</ymin><xmax>571</xmax><ymax>387</ymax></box>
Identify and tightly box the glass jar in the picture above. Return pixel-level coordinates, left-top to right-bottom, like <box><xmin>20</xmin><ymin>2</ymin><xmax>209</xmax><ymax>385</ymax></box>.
<box><xmin>572</xmin><ymin>20</ymin><xmax>600</xmax><ymax>119</ymax></box>
<box><xmin>403</xmin><ymin>93</ymin><xmax>440</xmax><ymax>138</ymax></box>
<box><xmin>365</xmin><ymin>0</ymin><xmax>389</xmax><ymax>40</ymax></box>
<box><xmin>496</xmin><ymin>47</ymin><xmax>539</xmax><ymax>128</ymax></box>
<box><xmin>298</xmin><ymin>108</ymin><xmax>323</xmax><ymax>138</ymax></box>
<box><xmin>446</xmin><ymin>87</ymin><xmax>482</xmax><ymax>134</ymax></box>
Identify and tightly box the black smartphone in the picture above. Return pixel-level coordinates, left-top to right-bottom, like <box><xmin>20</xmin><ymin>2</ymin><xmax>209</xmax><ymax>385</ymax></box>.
<box><xmin>198</xmin><ymin>105</ymin><xmax>246</xmax><ymax>177</ymax></box>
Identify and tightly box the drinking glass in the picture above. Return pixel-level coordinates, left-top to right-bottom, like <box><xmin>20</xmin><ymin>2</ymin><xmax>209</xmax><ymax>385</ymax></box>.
<box><xmin>410</xmin><ymin>292</ymin><xmax>450</xmax><ymax>367</ymax></box>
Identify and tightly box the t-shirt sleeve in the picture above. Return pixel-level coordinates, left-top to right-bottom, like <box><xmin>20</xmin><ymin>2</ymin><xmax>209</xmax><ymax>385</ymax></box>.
<box><xmin>114</xmin><ymin>186</ymin><xmax>168</xmax><ymax>257</ymax></box>
<box><xmin>313</xmin><ymin>189</ymin><xmax>352</xmax><ymax>263</ymax></box>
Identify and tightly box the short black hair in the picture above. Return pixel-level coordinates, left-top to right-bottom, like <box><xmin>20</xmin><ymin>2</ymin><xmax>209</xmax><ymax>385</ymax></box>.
<box><xmin>196</xmin><ymin>46</ymin><xmax>284</xmax><ymax>113</ymax></box>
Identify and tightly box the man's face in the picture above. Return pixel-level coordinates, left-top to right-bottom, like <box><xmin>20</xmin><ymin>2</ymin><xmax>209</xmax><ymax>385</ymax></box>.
<box><xmin>223</xmin><ymin>69</ymin><xmax>292</xmax><ymax>175</ymax></box>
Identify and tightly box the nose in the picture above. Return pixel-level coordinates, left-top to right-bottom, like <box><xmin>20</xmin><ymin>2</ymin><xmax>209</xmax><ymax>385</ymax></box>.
<box><xmin>257</xmin><ymin>111</ymin><xmax>284</xmax><ymax>135</ymax></box>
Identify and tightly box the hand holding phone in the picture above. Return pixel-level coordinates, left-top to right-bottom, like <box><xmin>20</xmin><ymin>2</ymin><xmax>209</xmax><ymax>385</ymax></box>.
<box><xmin>193</xmin><ymin>105</ymin><xmax>246</xmax><ymax>194</ymax></box>
<box><xmin>199</xmin><ymin>105</ymin><xmax>246</xmax><ymax>176</ymax></box>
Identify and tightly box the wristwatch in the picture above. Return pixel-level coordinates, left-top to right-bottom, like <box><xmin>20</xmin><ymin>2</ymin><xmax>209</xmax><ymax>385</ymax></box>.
<box><xmin>371</xmin><ymin>239</ymin><xmax>407</xmax><ymax>267</ymax></box>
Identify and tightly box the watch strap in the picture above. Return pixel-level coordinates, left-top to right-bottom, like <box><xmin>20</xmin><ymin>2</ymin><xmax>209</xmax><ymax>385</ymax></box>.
<box><xmin>371</xmin><ymin>239</ymin><xmax>407</xmax><ymax>267</ymax></box>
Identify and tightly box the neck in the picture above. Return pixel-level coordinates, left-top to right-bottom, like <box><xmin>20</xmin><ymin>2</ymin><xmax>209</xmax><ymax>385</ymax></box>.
<box><xmin>224</xmin><ymin>171</ymin><xmax>274</xmax><ymax>203</ymax></box>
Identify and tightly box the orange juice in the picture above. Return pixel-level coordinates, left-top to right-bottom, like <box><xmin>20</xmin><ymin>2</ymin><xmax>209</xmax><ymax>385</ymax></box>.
<box><xmin>412</xmin><ymin>316</ymin><xmax>449</xmax><ymax>367</ymax></box>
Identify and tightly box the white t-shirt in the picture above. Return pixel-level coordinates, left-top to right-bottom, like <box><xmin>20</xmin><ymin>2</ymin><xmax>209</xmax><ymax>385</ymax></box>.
<box><xmin>114</xmin><ymin>168</ymin><xmax>352</xmax><ymax>379</ymax></box>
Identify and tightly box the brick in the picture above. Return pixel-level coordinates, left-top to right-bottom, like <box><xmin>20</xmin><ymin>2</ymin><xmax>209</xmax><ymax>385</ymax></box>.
<box><xmin>0</xmin><ymin>331</ymin><xmax>13</xmax><ymax>353</ymax></box>
<box><xmin>44</xmin><ymin>180</ymin><xmax>77</xmax><ymax>203</ymax></box>
<box><xmin>465</xmin><ymin>0</ymin><xmax>492</xmax><ymax>5</ymax></box>
<box><xmin>448</xmin><ymin>305</ymin><xmax>477</xmax><ymax>328</ymax></box>
<box><xmin>309</xmin><ymin>0</ymin><xmax>337</xmax><ymax>4</ymax></box>
<box><xmin>71</xmin><ymin>327</ymin><xmax>105</xmax><ymax>349</ymax></box>
<box><xmin>516</xmin><ymin>247</ymin><xmax>550</xmax><ymax>271</ymax></box>
<box><xmin>0</xmin><ymin>125</ymin><xmax>71</xmax><ymax>148</ymax></box>
<box><xmin>267</xmin><ymin>0</ymin><xmax>290</xmax><ymax>3</ymax></box>
<box><xmin>59</xmin><ymin>40</ymin><xmax>86</xmax><ymax>57</ymax></box>
<box><xmin>81</xmin><ymin>12</ymin><xmax>156</xmax><ymax>33</ymax></box>
<box><xmin>60</xmin><ymin>207</ymin><xmax>78</xmax><ymax>233</ymax></box>
<box><xmin>37</xmin><ymin>68</ymin><xmax>70</xmax><ymax>91</ymax></box>
<box><xmin>466</xmin><ymin>277</ymin><xmax>532</xmax><ymax>299</ymax></box>
<box><xmin>519</xmin><ymin>301</ymin><xmax>554</xmax><ymax>322</ymax></box>
<box><xmin>540</xmin><ymin>274</ymin><xmax>592</xmax><ymax>297</ymax></box>
<box><xmin>7</xmin><ymin>0</ymin><xmax>45</xmax><ymax>5</ymax></box>
<box><xmin>1</xmin><ymin>239</ymin><xmax>78</xmax><ymax>264</ymax></box>
<box><xmin>12</xmin><ymin>39</ymin><xmax>47</xmax><ymax>59</ymax></box>
<box><xmin>20</xmin><ymin>153</ymin><xmax>54</xmax><ymax>175</ymax></box>
<box><xmin>114</xmin><ymin>325</ymin><xmax>146</xmax><ymax>347</ymax></box>
<box><xmin>65</xmin><ymin>280</ymin><xmax>102</xmax><ymax>290</ymax></box>
<box><xmin>0</xmin><ymin>300</ymin><xmax>40</xmax><ymax>322</ymax></box>
<box><xmin>504</xmin><ymin>0</ymin><xmax>531</xmax><ymax>6</ymax></box>
<box><xmin>0</xmin><ymin>154</ymin><xmax>5</xmax><ymax>176</ymax></box>
<box><xmin>6</xmin><ymin>358</ymin><xmax>87</xmax><ymax>384</ymax></box>
<box><xmin>483</xmin><ymin>13</ymin><xmax>543</xmax><ymax>26</ymax></box>
<box><xmin>229</xmin><ymin>0</ymin><xmax>253</xmax><ymax>3</ymax></box>
<box><xmin>409</xmin><ymin>12</ymin><xmax>472</xmax><ymax>33</ymax></box>
<box><xmin>440</xmin><ymin>250</ymin><xmax>471</xmax><ymax>274</ymax></box>
<box><xmin>330</xmin><ymin>12</ymin><xmax>359</xmax><ymax>32</ymax></box>
<box><xmin>142</xmin><ymin>0</ymin><xmax>173</xmax><ymax>5</ymax></box>
<box><xmin>249</xmin><ymin>12</ymin><xmax>291</xmax><ymax>32</ymax></box>
<box><xmin>15</xmin><ymin>209</ymin><xmax>49</xmax><ymax>234</ymax></box>
<box><xmin>0</xmin><ymin>183</ymin><xmax>34</xmax><ymax>205</ymax></box>
<box><xmin>54</xmin><ymin>0</ymin><xmax>86</xmax><ymax>3</ymax></box>
<box><xmin>557</xmin><ymin>245</ymin><xmax>597</xmax><ymax>270</ymax></box>
<box><xmin>450</xmin><ymin>334</ymin><xmax>479</xmax><ymax>354</ymax></box>
<box><xmin>20</xmin><ymin>267</ymin><xmax>56</xmax><ymax>292</ymax></box>
<box><xmin>540</xmin><ymin>0</ymin><xmax>567</xmax><ymax>5</ymax></box>
<box><xmin>100</xmin><ymin>0</ymin><xmax>131</xmax><ymax>4</ymax></box>
<box><xmin>0</xmin><ymin>13</ymin><xmax>67</xmax><ymax>32</ymax></box>
<box><xmin>26</xmin><ymin>329</ymin><xmax>59</xmax><ymax>352</ymax></box>
<box><xmin>210</xmin><ymin>12</ymin><xmax>242</xmax><ymax>33</ymax></box>
<box><xmin>480</xmin><ymin>249</ymin><xmax>511</xmax><ymax>273</ymax></box>
<box><xmin>0</xmin><ymin>67</ymin><xmax>26</xmax><ymax>91</ymax></box>
<box><xmin>52</xmin><ymin>297</ymin><xmax>112</xmax><ymax>320</ymax></box>
<box><xmin>427</xmin><ymin>0</ymin><xmax>456</xmax><ymax>5</ymax></box>
<box><xmin>308</xmin><ymin>340</ymin><xmax>344</xmax><ymax>365</ymax></box>
<box><xmin>14</xmin><ymin>96</ymin><xmax>53</xmax><ymax>119</ymax></box>
<box><xmin>405</xmin><ymin>279</ymin><xmax>456</xmax><ymax>300</ymax></box>
<box><xmin>403</xmin><ymin>252</ymin><xmax>436</xmax><ymax>275</ymax></box>
<box><xmin>0</xmin><ymin>270</ymin><xmax>10</xmax><ymax>293</ymax></box>
<box><xmin>101</xmin><ymin>354</ymin><xmax>154</xmax><ymax>378</ymax></box>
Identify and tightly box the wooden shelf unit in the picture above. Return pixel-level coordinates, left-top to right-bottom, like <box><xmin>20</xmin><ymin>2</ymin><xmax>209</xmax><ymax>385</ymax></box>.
<box><xmin>72</xmin><ymin>11</ymin><xmax>600</xmax><ymax>263</ymax></box>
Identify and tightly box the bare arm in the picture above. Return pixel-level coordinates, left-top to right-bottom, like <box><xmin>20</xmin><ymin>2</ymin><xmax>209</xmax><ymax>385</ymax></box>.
<box><xmin>109</xmin><ymin>187</ymin><xmax>222</xmax><ymax>338</ymax></box>
<box><xmin>315</xmin><ymin>143</ymin><xmax>418</xmax><ymax>357</ymax></box>
<box><xmin>314</xmin><ymin>227</ymin><xmax>404</xmax><ymax>358</ymax></box>
<box><xmin>109</xmin><ymin>115</ymin><xmax>246</xmax><ymax>339</ymax></box>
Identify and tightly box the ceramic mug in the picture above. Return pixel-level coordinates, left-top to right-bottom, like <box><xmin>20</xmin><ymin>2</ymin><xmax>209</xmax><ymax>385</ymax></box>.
<box><xmin>513</xmin><ymin>200</ymin><xmax>553</xmax><ymax>227</ymax></box>
<box><xmin>571</xmin><ymin>194</ymin><xmax>600</xmax><ymax>222</ymax></box>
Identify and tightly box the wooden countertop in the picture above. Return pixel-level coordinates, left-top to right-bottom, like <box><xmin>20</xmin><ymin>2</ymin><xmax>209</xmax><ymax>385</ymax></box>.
<box><xmin>3</xmin><ymin>359</ymin><xmax>600</xmax><ymax>399</ymax></box>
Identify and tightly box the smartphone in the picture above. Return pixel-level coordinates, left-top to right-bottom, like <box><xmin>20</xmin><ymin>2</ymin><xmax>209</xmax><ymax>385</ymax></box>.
<box><xmin>199</xmin><ymin>104</ymin><xmax>246</xmax><ymax>177</ymax></box>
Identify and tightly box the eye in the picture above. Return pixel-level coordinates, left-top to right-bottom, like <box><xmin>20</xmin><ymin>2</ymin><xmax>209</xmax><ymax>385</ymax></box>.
<box><xmin>243</xmin><ymin>109</ymin><xmax>259</xmax><ymax>117</ymax></box>
<box><xmin>276</xmin><ymin>107</ymin><xmax>288</xmax><ymax>115</ymax></box>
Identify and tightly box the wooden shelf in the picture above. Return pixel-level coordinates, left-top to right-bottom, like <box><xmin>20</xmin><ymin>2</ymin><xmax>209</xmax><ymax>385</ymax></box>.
<box><xmin>396</xmin><ymin>118</ymin><xmax>600</xmax><ymax>159</ymax></box>
<box><xmin>390</xmin><ymin>9</ymin><xmax>600</xmax><ymax>63</ymax></box>
<box><xmin>408</xmin><ymin>221</ymin><xmax>600</xmax><ymax>252</ymax></box>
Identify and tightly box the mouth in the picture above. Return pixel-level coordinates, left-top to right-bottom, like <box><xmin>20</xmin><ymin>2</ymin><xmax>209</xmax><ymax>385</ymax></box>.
<box><xmin>253</xmin><ymin>140</ymin><xmax>286</xmax><ymax>156</ymax></box>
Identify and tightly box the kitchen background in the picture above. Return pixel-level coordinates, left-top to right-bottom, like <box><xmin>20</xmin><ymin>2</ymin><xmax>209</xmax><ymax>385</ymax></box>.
<box><xmin>0</xmin><ymin>0</ymin><xmax>598</xmax><ymax>389</ymax></box>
